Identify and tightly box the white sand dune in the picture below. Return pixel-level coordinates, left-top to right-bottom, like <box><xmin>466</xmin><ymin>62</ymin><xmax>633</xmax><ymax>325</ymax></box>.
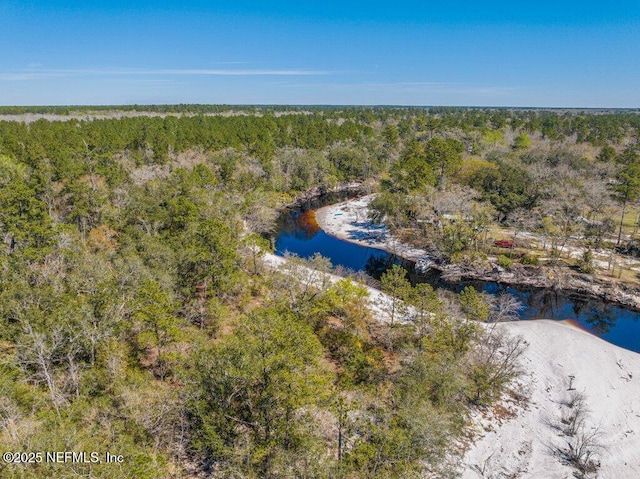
<box><xmin>462</xmin><ymin>320</ymin><xmax>640</xmax><ymax>479</ymax></box>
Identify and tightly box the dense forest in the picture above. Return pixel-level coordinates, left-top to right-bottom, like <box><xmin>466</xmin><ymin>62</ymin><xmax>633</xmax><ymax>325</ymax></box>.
<box><xmin>0</xmin><ymin>106</ymin><xmax>639</xmax><ymax>478</ymax></box>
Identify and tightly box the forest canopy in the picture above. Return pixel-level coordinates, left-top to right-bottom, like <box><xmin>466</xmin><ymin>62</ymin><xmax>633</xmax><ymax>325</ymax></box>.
<box><xmin>0</xmin><ymin>106</ymin><xmax>639</xmax><ymax>478</ymax></box>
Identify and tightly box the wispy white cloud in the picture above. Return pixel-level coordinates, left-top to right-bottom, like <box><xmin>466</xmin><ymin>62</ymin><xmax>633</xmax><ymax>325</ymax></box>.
<box><xmin>0</xmin><ymin>72</ymin><xmax>67</xmax><ymax>81</ymax></box>
<box><xmin>122</xmin><ymin>69</ymin><xmax>328</xmax><ymax>76</ymax></box>
<box><xmin>395</xmin><ymin>82</ymin><xmax>458</xmax><ymax>87</ymax></box>
<box><xmin>0</xmin><ymin>67</ymin><xmax>329</xmax><ymax>81</ymax></box>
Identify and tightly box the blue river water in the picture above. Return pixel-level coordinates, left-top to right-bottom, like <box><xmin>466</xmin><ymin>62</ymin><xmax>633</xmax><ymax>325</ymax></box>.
<box><xmin>275</xmin><ymin>198</ymin><xmax>640</xmax><ymax>354</ymax></box>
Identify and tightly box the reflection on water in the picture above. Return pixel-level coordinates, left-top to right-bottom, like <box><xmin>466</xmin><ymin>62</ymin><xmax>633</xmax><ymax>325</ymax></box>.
<box><xmin>582</xmin><ymin>302</ymin><xmax>617</xmax><ymax>335</ymax></box>
<box><xmin>364</xmin><ymin>254</ymin><xmax>400</xmax><ymax>279</ymax></box>
<box><xmin>273</xmin><ymin>197</ymin><xmax>640</xmax><ymax>353</ymax></box>
<box><xmin>279</xmin><ymin>209</ymin><xmax>321</xmax><ymax>240</ymax></box>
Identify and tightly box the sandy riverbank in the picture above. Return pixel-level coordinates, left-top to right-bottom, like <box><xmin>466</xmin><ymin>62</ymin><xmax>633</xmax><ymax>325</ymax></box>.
<box><xmin>263</xmin><ymin>252</ymin><xmax>404</xmax><ymax>323</ymax></box>
<box><xmin>462</xmin><ymin>319</ymin><xmax>640</xmax><ymax>478</ymax></box>
<box><xmin>315</xmin><ymin>195</ymin><xmax>428</xmax><ymax>261</ymax></box>
<box><xmin>315</xmin><ymin>194</ymin><xmax>640</xmax><ymax>311</ymax></box>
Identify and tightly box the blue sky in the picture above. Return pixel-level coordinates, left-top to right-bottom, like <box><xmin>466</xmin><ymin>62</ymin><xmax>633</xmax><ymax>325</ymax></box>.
<box><xmin>1</xmin><ymin>1</ymin><xmax>639</xmax><ymax>106</ymax></box>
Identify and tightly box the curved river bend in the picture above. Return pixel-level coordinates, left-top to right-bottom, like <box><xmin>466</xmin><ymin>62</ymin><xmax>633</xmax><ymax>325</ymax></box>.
<box><xmin>274</xmin><ymin>193</ymin><xmax>640</xmax><ymax>354</ymax></box>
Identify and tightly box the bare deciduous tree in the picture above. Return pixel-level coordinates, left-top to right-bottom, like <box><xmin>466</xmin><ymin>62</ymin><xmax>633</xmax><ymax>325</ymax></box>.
<box><xmin>16</xmin><ymin>323</ymin><xmax>67</xmax><ymax>412</ymax></box>
<box><xmin>488</xmin><ymin>293</ymin><xmax>524</xmax><ymax>323</ymax></box>
<box><xmin>466</xmin><ymin>325</ymin><xmax>528</xmax><ymax>404</ymax></box>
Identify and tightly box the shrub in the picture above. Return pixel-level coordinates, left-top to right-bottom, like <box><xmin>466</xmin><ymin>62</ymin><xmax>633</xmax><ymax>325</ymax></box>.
<box><xmin>577</xmin><ymin>250</ymin><xmax>595</xmax><ymax>274</ymax></box>
<box><xmin>497</xmin><ymin>255</ymin><xmax>513</xmax><ymax>269</ymax></box>
<box><xmin>520</xmin><ymin>254</ymin><xmax>539</xmax><ymax>265</ymax></box>
<box><xmin>513</xmin><ymin>133</ymin><xmax>532</xmax><ymax>150</ymax></box>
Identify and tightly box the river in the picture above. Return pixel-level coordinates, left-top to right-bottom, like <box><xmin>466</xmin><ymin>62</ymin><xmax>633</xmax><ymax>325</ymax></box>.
<box><xmin>274</xmin><ymin>193</ymin><xmax>640</xmax><ymax>353</ymax></box>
